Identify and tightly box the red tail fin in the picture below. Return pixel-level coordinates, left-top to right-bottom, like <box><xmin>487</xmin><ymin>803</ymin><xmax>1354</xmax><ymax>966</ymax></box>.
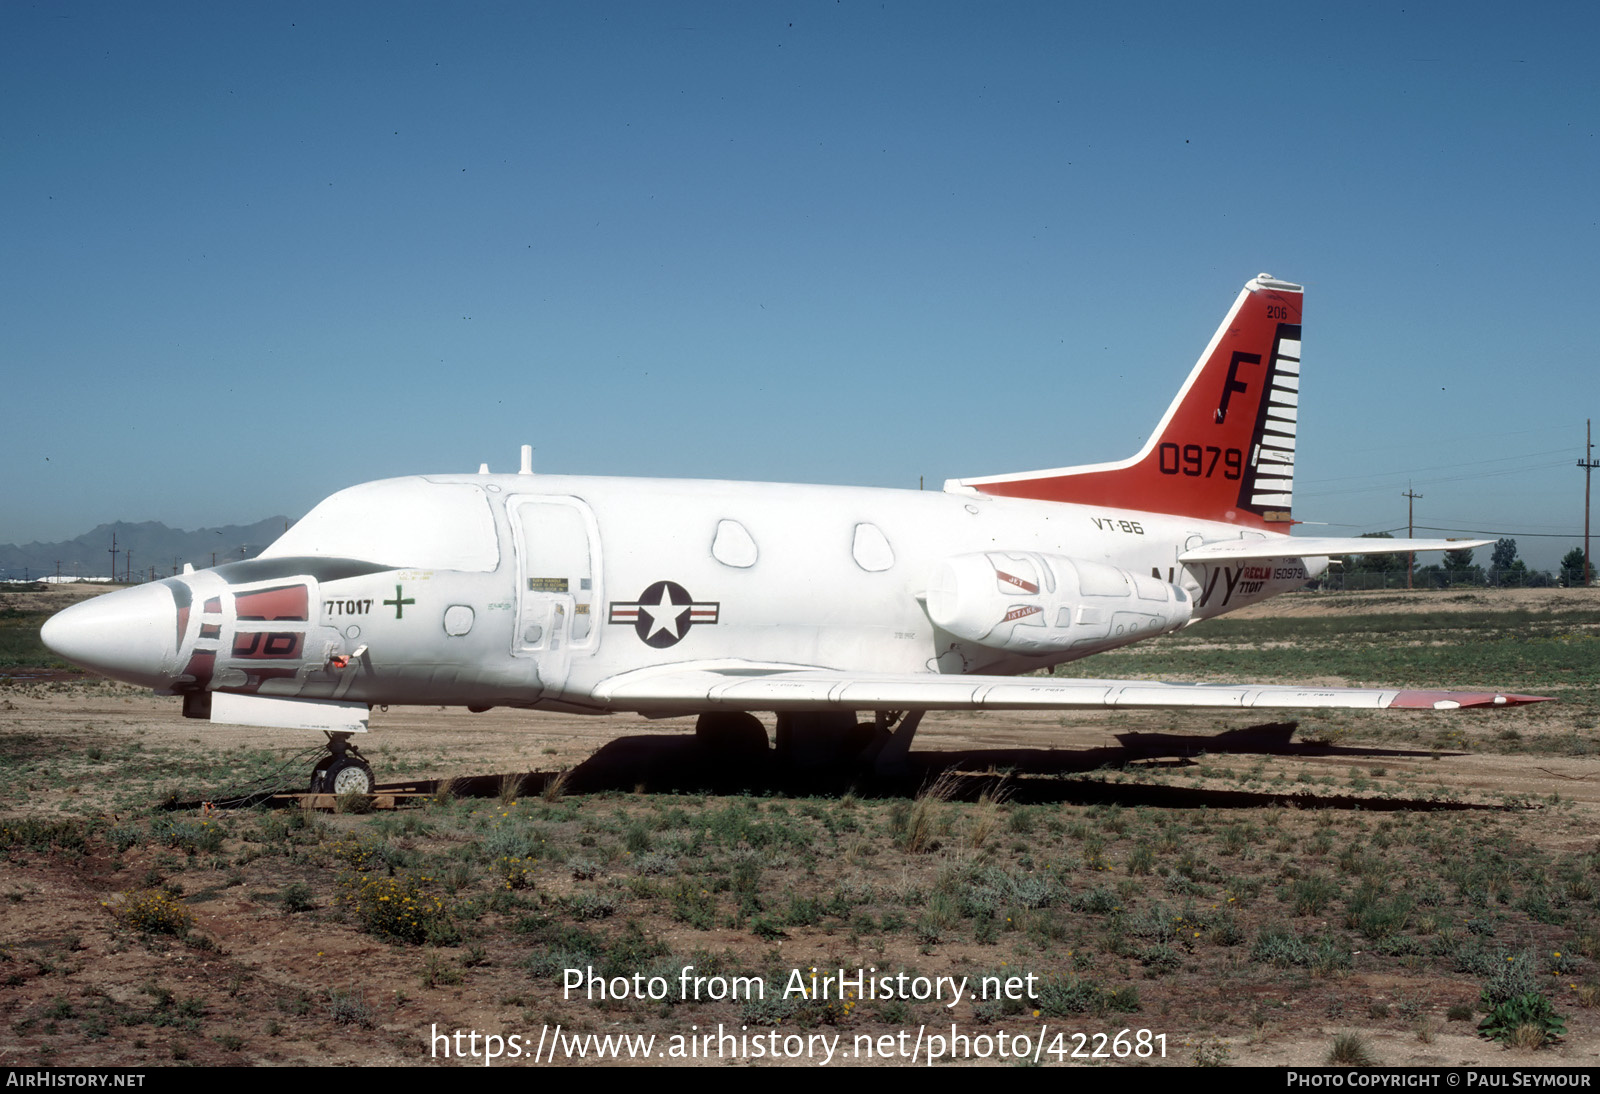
<box><xmin>949</xmin><ymin>274</ymin><xmax>1303</xmax><ymax>530</ymax></box>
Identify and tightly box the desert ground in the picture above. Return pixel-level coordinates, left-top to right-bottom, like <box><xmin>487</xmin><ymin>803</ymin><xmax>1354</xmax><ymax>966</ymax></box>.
<box><xmin>1</xmin><ymin>583</ymin><xmax>1598</xmax><ymax>1067</ymax></box>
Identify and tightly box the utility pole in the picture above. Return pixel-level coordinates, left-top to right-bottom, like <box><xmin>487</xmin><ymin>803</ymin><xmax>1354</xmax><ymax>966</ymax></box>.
<box><xmin>1402</xmin><ymin>485</ymin><xmax>1423</xmax><ymax>589</ymax></box>
<box><xmin>108</xmin><ymin>533</ymin><xmax>119</xmax><ymax>584</ymax></box>
<box><xmin>1581</xmin><ymin>419</ymin><xmax>1598</xmax><ymax>587</ymax></box>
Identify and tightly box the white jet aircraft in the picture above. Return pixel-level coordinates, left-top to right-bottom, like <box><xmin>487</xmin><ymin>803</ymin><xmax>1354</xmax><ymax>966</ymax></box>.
<box><xmin>42</xmin><ymin>274</ymin><xmax>1544</xmax><ymax>793</ymax></box>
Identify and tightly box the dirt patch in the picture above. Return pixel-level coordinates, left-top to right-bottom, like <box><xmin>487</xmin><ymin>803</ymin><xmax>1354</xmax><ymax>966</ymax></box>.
<box><xmin>2</xmin><ymin>589</ymin><xmax>1598</xmax><ymax>1068</ymax></box>
<box><xmin>0</xmin><ymin>582</ymin><xmax>116</xmax><ymax>614</ymax></box>
<box><xmin>1231</xmin><ymin>586</ymin><xmax>1600</xmax><ymax>620</ymax></box>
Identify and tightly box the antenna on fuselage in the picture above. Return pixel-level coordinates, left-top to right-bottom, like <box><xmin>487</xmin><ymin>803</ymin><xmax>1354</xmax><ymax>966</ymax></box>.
<box><xmin>519</xmin><ymin>444</ymin><xmax>534</xmax><ymax>475</ymax></box>
<box><xmin>478</xmin><ymin>462</ymin><xmax>490</xmax><ymax>473</ymax></box>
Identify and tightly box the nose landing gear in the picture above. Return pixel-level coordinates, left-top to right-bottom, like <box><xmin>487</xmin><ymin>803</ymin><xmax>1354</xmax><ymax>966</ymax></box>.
<box><xmin>310</xmin><ymin>732</ymin><xmax>374</xmax><ymax>795</ymax></box>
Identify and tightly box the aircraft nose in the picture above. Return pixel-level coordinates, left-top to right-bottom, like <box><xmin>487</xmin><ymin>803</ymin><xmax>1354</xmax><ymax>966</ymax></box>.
<box><xmin>41</xmin><ymin>583</ymin><xmax>179</xmax><ymax>688</ymax></box>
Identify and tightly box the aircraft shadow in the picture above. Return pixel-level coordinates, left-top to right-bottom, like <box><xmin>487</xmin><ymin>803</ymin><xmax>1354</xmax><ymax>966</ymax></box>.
<box><xmin>521</xmin><ymin>723</ymin><xmax>1494</xmax><ymax>812</ymax></box>
<box><xmin>187</xmin><ymin>722</ymin><xmax>1489</xmax><ymax>813</ymax></box>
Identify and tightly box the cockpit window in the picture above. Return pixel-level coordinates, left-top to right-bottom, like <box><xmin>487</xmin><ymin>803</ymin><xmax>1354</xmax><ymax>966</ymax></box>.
<box><xmin>260</xmin><ymin>479</ymin><xmax>499</xmax><ymax>572</ymax></box>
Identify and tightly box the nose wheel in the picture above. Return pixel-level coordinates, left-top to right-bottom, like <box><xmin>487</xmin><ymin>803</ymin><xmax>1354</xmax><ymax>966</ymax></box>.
<box><xmin>311</xmin><ymin>733</ymin><xmax>374</xmax><ymax>795</ymax></box>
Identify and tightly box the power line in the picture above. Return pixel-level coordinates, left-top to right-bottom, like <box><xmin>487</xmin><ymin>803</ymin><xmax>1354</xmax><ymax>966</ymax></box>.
<box><xmin>1408</xmin><ymin>525</ymin><xmax>1582</xmax><ymax>539</ymax></box>
<box><xmin>1425</xmin><ymin>516</ymin><xmax>1578</xmax><ymax>532</ymax></box>
<box><xmin>1310</xmin><ymin>426</ymin><xmax>1578</xmax><ymax>460</ymax></box>
<box><xmin>1299</xmin><ymin>447</ymin><xmax>1573</xmax><ymax>487</ymax></box>
<box><xmin>1300</xmin><ymin>457</ymin><xmax>1573</xmax><ymax>499</ymax></box>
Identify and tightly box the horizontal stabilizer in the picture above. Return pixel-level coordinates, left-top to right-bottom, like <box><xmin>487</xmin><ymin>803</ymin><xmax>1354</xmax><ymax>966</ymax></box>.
<box><xmin>593</xmin><ymin>663</ymin><xmax>1548</xmax><ymax>714</ymax></box>
<box><xmin>210</xmin><ymin>692</ymin><xmax>370</xmax><ymax>733</ymax></box>
<box><xmin>1179</xmin><ymin>537</ymin><xmax>1492</xmax><ymax>562</ymax></box>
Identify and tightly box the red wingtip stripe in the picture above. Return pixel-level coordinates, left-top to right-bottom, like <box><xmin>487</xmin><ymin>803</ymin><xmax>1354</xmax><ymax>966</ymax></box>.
<box><xmin>1389</xmin><ymin>690</ymin><xmax>1554</xmax><ymax>710</ymax></box>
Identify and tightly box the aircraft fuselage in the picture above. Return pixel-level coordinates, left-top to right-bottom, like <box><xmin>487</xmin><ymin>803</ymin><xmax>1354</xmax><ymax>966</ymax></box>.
<box><xmin>108</xmin><ymin>472</ymin><xmax>1317</xmax><ymax>717</ymax></box>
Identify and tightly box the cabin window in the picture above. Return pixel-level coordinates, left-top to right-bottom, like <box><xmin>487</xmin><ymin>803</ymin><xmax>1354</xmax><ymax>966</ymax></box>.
<box><xmin>851</xmin><ymin>523</ymin><xmax>895</xmax><ymax>572</ymax></box>
<box><xmin>443</xmin><ymin>605</ymin><xmax>474</xmax><ymax>636</ymax></box>
<box><xmin>711</xmin><ymin>519</ymin><xmax>758</xmax><ymax>568</ymax></box>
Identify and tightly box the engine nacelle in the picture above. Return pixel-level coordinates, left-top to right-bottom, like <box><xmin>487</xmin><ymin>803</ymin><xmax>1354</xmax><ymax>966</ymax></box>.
<box><xmin>923</xmin><ymin>551</ymin><xmax>1192</xmax><ymax>658</ymax></box>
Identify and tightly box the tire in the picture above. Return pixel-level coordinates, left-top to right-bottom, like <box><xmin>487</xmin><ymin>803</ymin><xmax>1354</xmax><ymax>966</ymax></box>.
<box><xmin>321</xmin><ymin>756</ymin><xmax>375</xmax><ymax>795</ymax></box>
<box><xmin>695</xmin><ymin>711</ymin><xmax>769</xmax><ymax>755</ymax></box>
<box><xmin>773</xmin><ymin>711</ymin><xmax>870</xmax><ymax>767</ymax></box>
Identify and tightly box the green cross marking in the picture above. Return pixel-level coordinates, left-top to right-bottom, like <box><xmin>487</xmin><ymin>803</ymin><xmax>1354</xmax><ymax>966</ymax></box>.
<box><xmin>383</xmin><ymin>584</ymin><xmax>415</xmax><ymax>620</ymax></box>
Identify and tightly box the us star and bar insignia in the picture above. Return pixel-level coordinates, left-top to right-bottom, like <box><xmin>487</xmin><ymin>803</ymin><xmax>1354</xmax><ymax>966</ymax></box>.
<box><xmin>608</xmin><ymin>580</ymin><xmax>719</xmax><ymax>648</ymax></box>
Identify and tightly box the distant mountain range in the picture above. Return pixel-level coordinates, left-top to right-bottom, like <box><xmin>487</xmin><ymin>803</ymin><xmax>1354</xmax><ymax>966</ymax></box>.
<box><xmin>0</xmin><ymin>518</ymin><xmax>291</xmax><ymax>581</ymax></box>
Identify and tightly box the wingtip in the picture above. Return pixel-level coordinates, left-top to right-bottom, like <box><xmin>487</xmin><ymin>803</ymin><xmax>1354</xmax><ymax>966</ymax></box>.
<box><xmin>1389</xmin><ymin>690</ymin><xmax>1555</xmax><ymax>710</ymax></box>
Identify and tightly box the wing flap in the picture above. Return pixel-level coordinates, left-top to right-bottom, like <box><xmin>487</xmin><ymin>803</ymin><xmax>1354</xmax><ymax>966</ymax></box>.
<box><xmin>591</xmin><ymin>663</ymin><xmax>1547</xmax><ymax>714</ymax></box>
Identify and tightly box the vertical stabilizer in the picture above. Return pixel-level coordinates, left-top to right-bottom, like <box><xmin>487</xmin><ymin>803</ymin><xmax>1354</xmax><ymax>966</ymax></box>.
<box><xmin>947</xmin><ymin>274</ymin><xmax>1303</xmax><ymax>530</ymax></box>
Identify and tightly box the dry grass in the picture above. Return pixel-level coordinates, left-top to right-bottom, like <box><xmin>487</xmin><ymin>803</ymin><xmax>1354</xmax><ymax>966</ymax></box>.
<box><xmin>901</xmin><ymin>768</ymin><xmax>960</xmax><ymax>853</ymax></box>
<box><xmin>1508</xmin><ymin>1024</ymin><xmax>1552</xmax><ymax>1051</ymax></box>
<box><xmin>965</xmin><ymin>778</ymin><xmax>1012</xmax><ymax>849</ymax></box>
<box><xmin>431</xmin><ymin>774</ymin><xmax>462</xmax><ymax>806</ymax></box>
<box><xmin>1326</xmin><ymin>1032</ymin><xmax>1377</xmax><ymax>1067</ymax></box>
<box><xmin>540</xmin><ymin>767</ymin><xmax>571</xmax><ymax>802</ymax></box>
<box><xmin>498</xmin><ymin>772</ymin><xmax>527</xmax><ymax>804</ymax></box>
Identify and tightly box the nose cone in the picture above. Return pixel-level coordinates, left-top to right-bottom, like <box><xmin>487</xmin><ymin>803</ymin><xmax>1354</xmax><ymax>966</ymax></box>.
<box><xmin>41</xmin><ymin>584</ymin><xmax>179</xmax><ymax>688</ymax></box>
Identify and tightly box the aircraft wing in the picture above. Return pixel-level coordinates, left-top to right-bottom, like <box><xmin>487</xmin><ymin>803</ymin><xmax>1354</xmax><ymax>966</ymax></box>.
<box><xmin>591</xmin><ymin>663</ymin><xmax>1548</xmax><ymax>714</ymax></box>
<box><xmin>1178</xmin><ymin>537</ymin><xmax>1492</xmax><ymax>562</ymax></box>
<box><xmin>1179</xmin><ymin>537</ymin><xmax>1492</xmax><ymax>562</ymax></box>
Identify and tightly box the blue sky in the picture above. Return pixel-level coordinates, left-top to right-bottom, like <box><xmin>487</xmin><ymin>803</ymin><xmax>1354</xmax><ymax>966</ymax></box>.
<box><xmin>3</xmin><ymin>2</ymin><xmax>1595</xmax><ymax>569</ymax></box>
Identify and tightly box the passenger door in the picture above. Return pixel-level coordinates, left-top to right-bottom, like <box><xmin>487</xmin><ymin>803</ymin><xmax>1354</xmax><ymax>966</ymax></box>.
<box><xmin>508</xmin><ymin>496</ymin><xmax>600</xmax><ymax>693</ymax></box>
